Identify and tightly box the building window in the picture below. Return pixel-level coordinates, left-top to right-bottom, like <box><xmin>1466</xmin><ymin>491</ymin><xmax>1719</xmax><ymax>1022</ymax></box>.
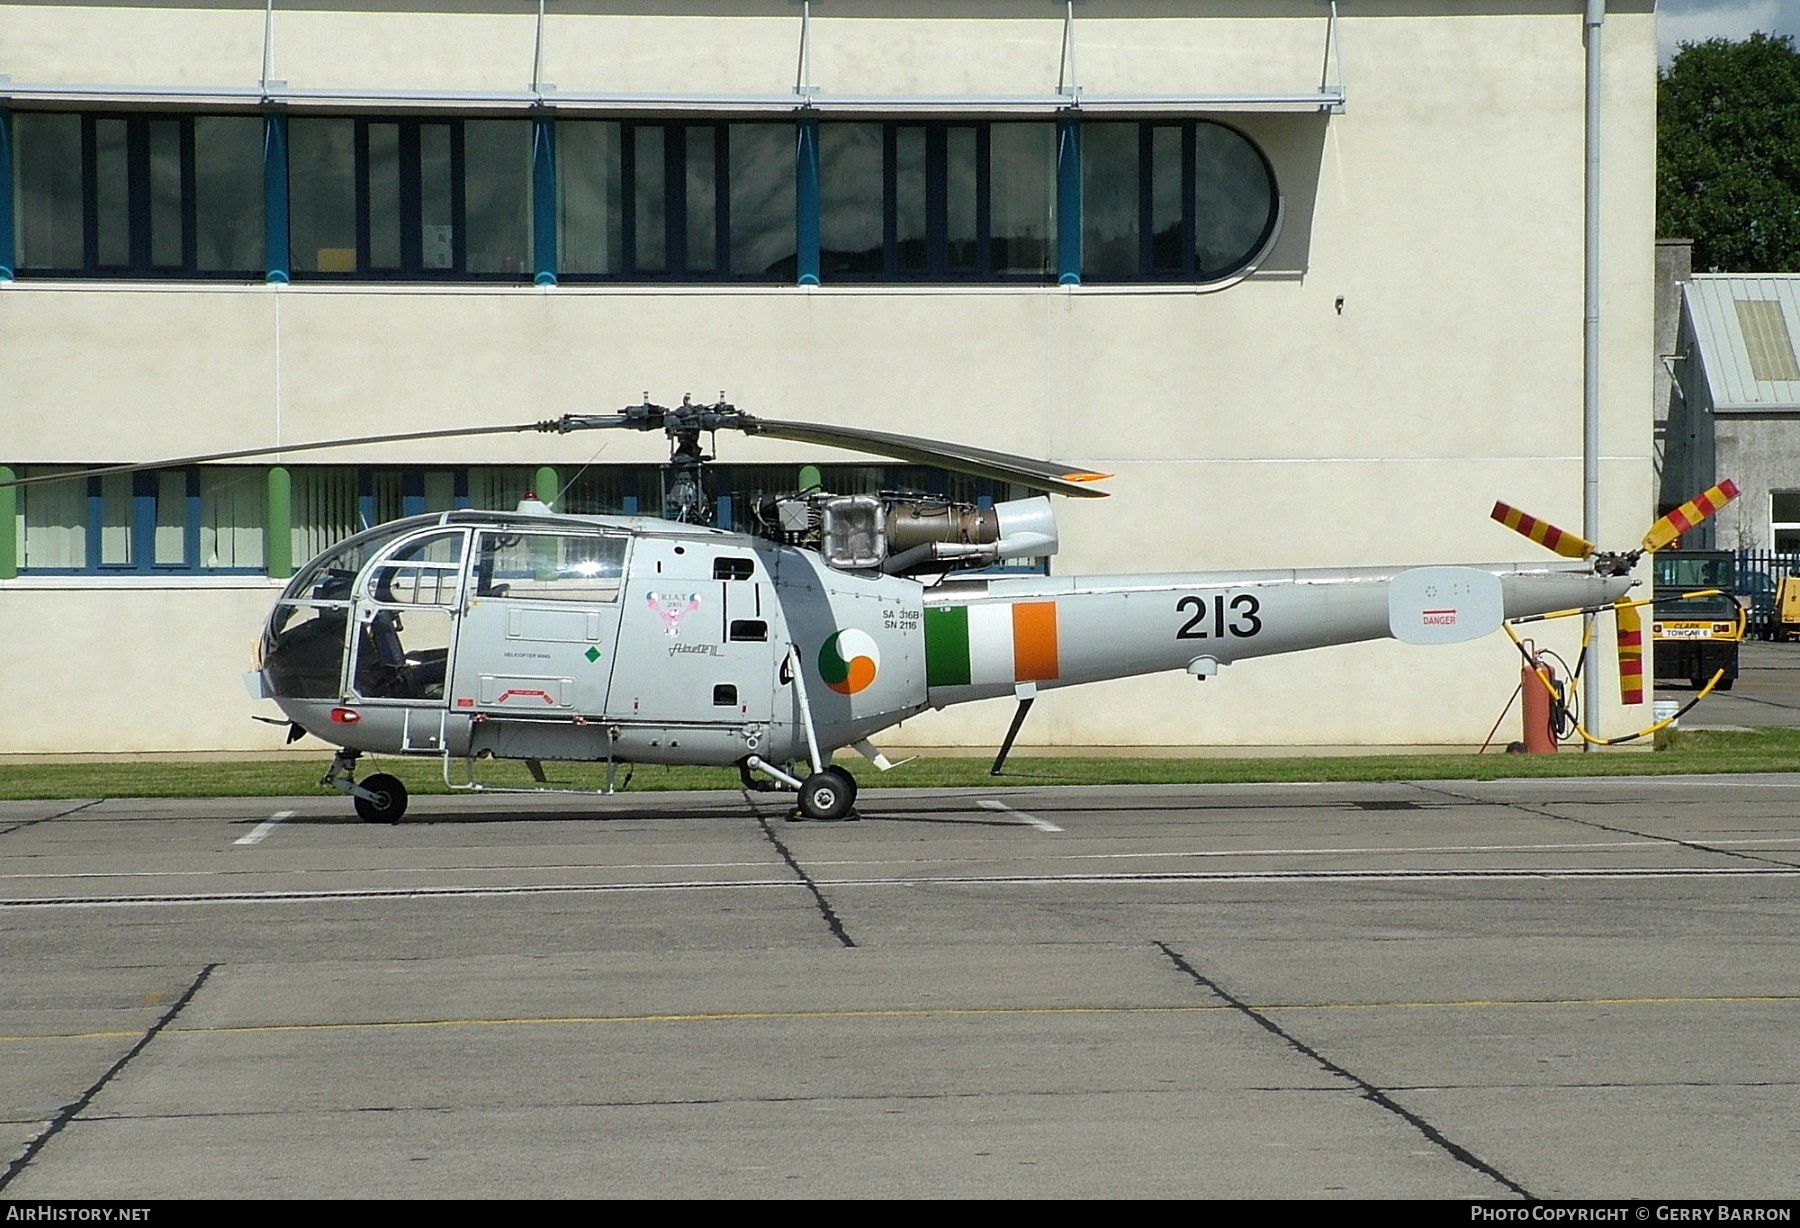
<box><xmin>819</xmin><ymin>121</ymin><xmax>1056</xmax><ymax>281</ymax></box>
<box><xmin>288</xmin><ymin>117</ymin><xmax>532</xmax><ymax>279</ymax></box>
<box><xmin>289</xmin><ymin>467</ymin><xmax>358</xmax><ymax>566</ymax></box>
<box><xmin>13</xmin><ymin>466</ymin><xmax>265</xmax><ymax>572</ymax></box>
<box><xmin>198</xmin><ymin>469</ymin><xmax>267</xmax><ymax>569</ymax></box>
<box><xmin>356</xmin><ymin>468</ymin><xmax>463</xmax><ymax>530</ymax></box>
<box><xmin>729</xmin><ymin>123</ymin><xmax>799</xmax><ymax>280</ymax></box>
<box><xmin>7</xmin><ymin>463</ymin><xmax>1054</xmax><ymax>577</ymax></box>
<box><xmin>11</xmin><ymin>112</ymin><xmax>264</xmax><ymax>277</ymax></box>
<box><xmin>466</xmin><ymin>467</ymin><xmax>536</xmax><ymax>515</ymax></box>
<box><xmin>1771</xmin><ymin>491</ymin><xmax>1800</xmax><ymax>551</ymax></box>
<box><xmin>1081</xmin><ymin>120</ymin><xmax>1278</xmax><ymax>283</ymax></box>
<box><xmin>557</xmin><ymin>121</ymin><xmax>623</xmax><ymax>275</ymax></box>
<box><xmin>555</xmin><ymin>121</ymin><xmax>795</xmax><ymax>281</ymax></box>
<box><xmin>11</xmin><ymin>110</ymin><xmax>1276</xmax><ymax>286</ymax></box>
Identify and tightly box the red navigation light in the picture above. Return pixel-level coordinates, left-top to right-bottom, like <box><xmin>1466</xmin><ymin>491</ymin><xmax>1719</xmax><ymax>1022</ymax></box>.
<box><xmin>329</xmin><ymin>707</ymin><xmax>362</xmax><ymax>724</ymax></box>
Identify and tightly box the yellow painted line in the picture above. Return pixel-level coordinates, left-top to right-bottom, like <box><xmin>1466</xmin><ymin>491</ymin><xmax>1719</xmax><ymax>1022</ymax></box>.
<box><xmin>4</xmin><ymin>993</ymin><xmax>1796</xmax><ymax>1043</ymax></box>
<box><xmin>1275</xmin><ymin>993</ymin><xmax>1800</xmax><ymax>1012</ymax></box>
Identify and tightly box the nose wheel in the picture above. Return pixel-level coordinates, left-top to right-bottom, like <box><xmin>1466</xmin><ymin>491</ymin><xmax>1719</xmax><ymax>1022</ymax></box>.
<box><xmin>324</xmin><ymin>750</ymin><xmax>410</xmax><ymax>824</ymax></box>
<box><xmin>796</xmin><ymin>766</ymin><xmax>857</xmax><ymax>822</ymax></box>
<box><xmin>353</xmin><ymin>773</ymin><xmax>409</xmax><ymax>824</ymax></box>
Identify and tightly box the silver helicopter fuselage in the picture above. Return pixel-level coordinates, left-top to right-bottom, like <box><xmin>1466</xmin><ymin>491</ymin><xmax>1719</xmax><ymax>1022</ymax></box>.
<box><xmin>253</xmin><ymin>507</ymin><xmax>1629</xmax><ymax>770</ymax></box>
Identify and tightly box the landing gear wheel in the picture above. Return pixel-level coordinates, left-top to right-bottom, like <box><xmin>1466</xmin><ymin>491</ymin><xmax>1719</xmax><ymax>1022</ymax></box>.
<box><xmin>796</xmin><ymin>769</ymin><xmax>856</xmax><ymax>822</ymax></box>
<box><xmin>1716</xmin><ymin>677</ymin><xmax>1734</xmax><ymax>692</ymax></box>
<box><xmin>824</xmin><ymin>764</ymin><xmax>857</xmax><ymax>807</ymax></box>
<box><xmin>355</xmin><ymin>773</ymin><xmax>408</xmax><ymax>824</ymax></box>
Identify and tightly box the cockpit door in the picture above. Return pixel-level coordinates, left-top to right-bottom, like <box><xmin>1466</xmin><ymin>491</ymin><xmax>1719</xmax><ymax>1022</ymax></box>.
<box><xmin>447</xmin><ymin>530</ymin><xmax>629</xmax><ymax>717</ymax></box>
<box><xmin>347</xmin><ymin>529</ymin><xmax>469</xmax><ymax>706</ymax></box>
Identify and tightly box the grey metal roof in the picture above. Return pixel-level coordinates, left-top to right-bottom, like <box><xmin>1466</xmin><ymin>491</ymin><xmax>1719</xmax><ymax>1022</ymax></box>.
<box><xmin>1685</xmin><ymin>275</ymin><xmax>1800</xmax><ymax>411</ymax></box>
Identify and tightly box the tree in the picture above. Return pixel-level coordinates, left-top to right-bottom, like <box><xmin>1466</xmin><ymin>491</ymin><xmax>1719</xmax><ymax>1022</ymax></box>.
<box><xmin>1660</xmin><ymin>32</ymin><xmax>1800</xmax><ymax>272</ymax></box>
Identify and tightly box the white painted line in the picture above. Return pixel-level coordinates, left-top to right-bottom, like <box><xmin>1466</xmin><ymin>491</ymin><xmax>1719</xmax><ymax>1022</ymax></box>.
<box><xmin>0</xmin><ymin>878</ymin><xmax>803</xmax><ymax>908</ymax></box>
<box><xmin>978</xmin><ymin>799</ymin><xmax>1063</xmax><ymax>832</ymax></box>
<box><xmin>234</xmin><ymin>810</ymin><xmax>296</xmax><ymax>847</ymax></box>
<box><xmin>0</xmin><ymin>858</ymin><xmax>779</xmax><ymax>881</ymax></box>
<box><xmin>8</xmin><ymin>865</ymin><xmax>1800</xmax><ymax>910</ymax></box>
<box><xmin>1440</xmin><ymin>775</ymin><xmax>1800</xmax><ymax>790</ymax></box>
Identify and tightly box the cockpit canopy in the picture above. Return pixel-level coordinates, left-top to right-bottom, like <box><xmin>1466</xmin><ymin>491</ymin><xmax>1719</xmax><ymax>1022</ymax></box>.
<box><xmin>263</xmin><ymin>510</ymin><xmax>633</xmax><ymax>702</ymax></box>
<box><xmin>280</xmin><ymin>513</ymin><xmax>459</xmax><ymax>604</ymax></box>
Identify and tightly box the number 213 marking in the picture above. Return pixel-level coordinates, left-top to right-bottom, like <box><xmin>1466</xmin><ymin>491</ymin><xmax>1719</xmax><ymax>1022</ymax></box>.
<box><xmin>1176</xmin><ymin>593</ymin><xmax>1262</xmax><ymax>639</ymax></box>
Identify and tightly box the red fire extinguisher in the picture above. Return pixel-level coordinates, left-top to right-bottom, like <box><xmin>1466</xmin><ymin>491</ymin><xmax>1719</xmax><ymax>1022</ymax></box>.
<box><xmin>1519</xmin><ymin>642</ymin><xmax>1561</xmax><ymax>754</ymax></box>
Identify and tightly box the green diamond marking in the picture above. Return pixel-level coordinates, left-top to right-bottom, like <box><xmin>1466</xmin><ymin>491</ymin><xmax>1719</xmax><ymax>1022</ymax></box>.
<box><xmin>584</xmin><ymin>646</ymin><xmax>602</xmax><ymax>663</ymax></box>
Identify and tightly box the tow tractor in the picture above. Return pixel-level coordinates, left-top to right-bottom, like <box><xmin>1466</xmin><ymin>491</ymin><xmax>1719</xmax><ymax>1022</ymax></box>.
<box><xmin>1652</xmin><ymin>550</ymin><xmax>1745</xmax><ymax>691</ymax></box>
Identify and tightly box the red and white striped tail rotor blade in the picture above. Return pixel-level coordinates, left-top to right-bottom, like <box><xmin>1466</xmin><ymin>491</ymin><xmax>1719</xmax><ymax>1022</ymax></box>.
<box><xmin>1490</xmin><ymin>502</ymin><xmax>1598</xmax><ymax>560</ymax></box>
<box><xmin>1641</xmin><ymin>480</ymin><xmax>1741</xmax><ymax>554</ymax></box>
<box><xmin>1615</xmin><ymin>600</ymin><xmax>1645</xmax><ymax>707</ymax></box>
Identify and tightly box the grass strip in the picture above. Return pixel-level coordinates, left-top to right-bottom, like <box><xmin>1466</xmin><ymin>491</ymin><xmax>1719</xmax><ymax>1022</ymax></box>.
<box><xmin>1</xmin><ymin>729</ymin><xmax>1797</xmax><ymax>801</ymax></box>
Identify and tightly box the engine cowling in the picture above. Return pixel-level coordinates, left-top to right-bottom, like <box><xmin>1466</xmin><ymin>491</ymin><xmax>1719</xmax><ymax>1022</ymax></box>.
<box><xmin>760</xmin><ymin>493</ymin><xmax>1059</xmax><ymax>575</ymax></box>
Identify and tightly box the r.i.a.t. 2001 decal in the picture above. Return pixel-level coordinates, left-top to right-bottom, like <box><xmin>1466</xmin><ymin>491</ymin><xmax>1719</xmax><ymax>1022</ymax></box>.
<box><xmin>646</xmin><ymin>592</ymin><xmax>701</xmax><ymax>637</ymax></box>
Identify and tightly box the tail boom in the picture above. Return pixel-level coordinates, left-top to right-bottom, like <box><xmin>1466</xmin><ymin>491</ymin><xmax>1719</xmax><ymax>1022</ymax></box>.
<box><xmin>921</xmin><ymin>562</ymin><xmax>1630</xmax><ymax>704</ymax></box>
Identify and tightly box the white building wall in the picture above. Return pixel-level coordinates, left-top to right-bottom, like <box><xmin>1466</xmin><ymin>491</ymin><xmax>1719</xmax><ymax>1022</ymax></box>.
<box><xmin>0</xmin><ymin>2</ymin><xmax>1659</xmax><ymax>753</ymax></box>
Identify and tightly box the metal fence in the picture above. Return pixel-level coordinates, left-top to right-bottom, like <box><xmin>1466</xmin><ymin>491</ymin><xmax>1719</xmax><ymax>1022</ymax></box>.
<box><xmin>1734</xmin><ymin>550</ymin><xmax>1800</xmax><ymax>638</ymax></box>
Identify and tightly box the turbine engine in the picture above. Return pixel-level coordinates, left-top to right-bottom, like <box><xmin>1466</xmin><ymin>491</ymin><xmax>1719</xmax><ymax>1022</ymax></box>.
<box><xmin>756</xmin><ymin>493</ymin><xmax>1059</xmax><ymax>576</ymax></box>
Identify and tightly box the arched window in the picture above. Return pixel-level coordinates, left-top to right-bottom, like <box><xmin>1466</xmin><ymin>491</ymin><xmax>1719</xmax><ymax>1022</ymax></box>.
<box><xmin>1082</xmin><ymin>119</ymin><xmax>1278</xmax><ymax>284</ymax></box>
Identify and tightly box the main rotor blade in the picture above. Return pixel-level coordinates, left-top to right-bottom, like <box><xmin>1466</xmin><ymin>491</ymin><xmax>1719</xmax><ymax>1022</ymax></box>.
<box><xmin>745</xmin><ymin>418</ymin><xmax>1111</xmax><ymax>498</ymax></box>
<box><xmin>1641</xmin><ymin>479</ymin><xmax>1741</xmax><ymax>554</ymax></box>
<box><xmin>1490</xmin><ymin>501</ymin><xmax>1597</xmax><ymax>559</ymax></box>
<box><xmin>1615</xmin><ymin>599</ymin><xmax>1645</xmax><ymax>706</ymax></box>
<box><xmin>0</xmin><ymin>420</ymin><xmax>598</xmax><ymax>490</ymax></box>
<box><xmin>0</xmin><ymin>406</ymin><xmax>1112</xmax><ymax>498</ymax></box>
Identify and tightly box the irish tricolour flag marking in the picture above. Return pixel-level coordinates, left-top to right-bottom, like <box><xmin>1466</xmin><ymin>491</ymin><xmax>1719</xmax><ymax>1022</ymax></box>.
<box><xmin>925</xmin><ymin>602</ymin><xmax>1060</xmax><ymax>688</ymax></box>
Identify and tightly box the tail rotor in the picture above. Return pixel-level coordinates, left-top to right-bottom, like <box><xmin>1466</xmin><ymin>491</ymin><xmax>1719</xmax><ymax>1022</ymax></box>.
<box><xmin>1489</xmin><ymin>480</ymin><xmax>1741</xmax><ymax>711</ymax></box>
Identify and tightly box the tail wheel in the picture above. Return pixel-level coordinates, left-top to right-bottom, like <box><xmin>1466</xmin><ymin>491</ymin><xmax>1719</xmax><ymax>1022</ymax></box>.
<box><xmin>797</xmin><ymin>769</ymin><xmax>856</xmax><ymax>821</ymax></box>
<box><xmin>355</xmin><ymin>773</ymin><xmax>409</xmax><ymax>824</ymax></box>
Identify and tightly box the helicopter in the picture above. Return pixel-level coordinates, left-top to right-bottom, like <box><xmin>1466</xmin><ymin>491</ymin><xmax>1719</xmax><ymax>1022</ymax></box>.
<box><xmin>4</xmin><ymin>397</ymin><xmax>1735</xmax><ymax>822</ymax></box>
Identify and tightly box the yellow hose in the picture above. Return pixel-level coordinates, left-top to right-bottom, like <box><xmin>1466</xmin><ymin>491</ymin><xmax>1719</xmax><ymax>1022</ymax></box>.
<box><xmin>1501</xmin><ymin>622</ymin><xmax>1725</xmax><ymax>746</ymax></box>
